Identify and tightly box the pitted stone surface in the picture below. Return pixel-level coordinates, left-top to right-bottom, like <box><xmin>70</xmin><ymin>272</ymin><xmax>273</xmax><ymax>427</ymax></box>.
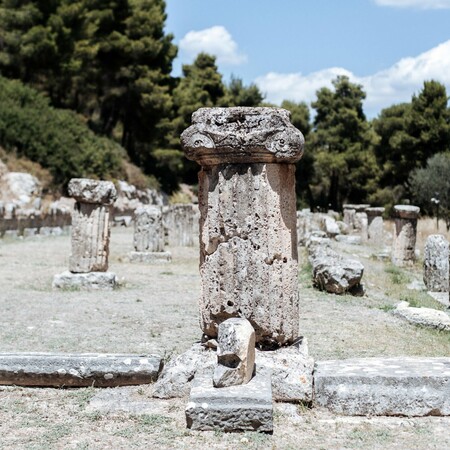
<box><xmin>182</xmin><ymin>107</ymin><xmax>304</xmax><ymax>347</ymax></box>
<box><xmin>133</xmin><ymin>205</ymin><xmax>165</xmax><ymax>253</ymax></box>
<box><xmin>68</xmin><ymin>178</ymin><xmax>117</xmax><ymax>205</ymax></box>
<box><xmin>392</xmin><ymin>205</ymin><xmax>420</xmax><ymax>267</ymax></box>
<box><xmin>197</xmin><ymin>163</ymin><xmax>299</xmax><ymax>345</ymax></box>
<box><xmin>314</xmin><ymin>357</ymin><xmax>450</xmax><ymax>416</ymax></box>
<box><xmin>423</xmin><ymin>235</ymin><xmax>449</xmax><ymax>292</ymax></box>
<box><xmin>52</xmin><ymin>271</ymin><xmax>117</xmax><ymax>290</ymax></box>
<box><xmin>0</xmin><ymin>353</ymin><xmax>163</xmax><ymax>387</ymax></box>
<box><xmin>181</xmin><ymin>107</ymin><xmax>304</xmax><ymax>165</ymax></box>
<box><xmin>213</xmin><ymin>318</ymin><xmax>255</xmax><ymax>388</ymax></box>
<box><xmin>186</xmin><ymin>369</ymin><xmax>273</xmax><ymax>432</ymax></box>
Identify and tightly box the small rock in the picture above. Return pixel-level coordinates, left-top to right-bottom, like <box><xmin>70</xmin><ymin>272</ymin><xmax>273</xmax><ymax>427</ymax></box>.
<box><xmin>213</xmin><ymin>318</ymin><xmax>255</xmax><ymax>388</ymax></box>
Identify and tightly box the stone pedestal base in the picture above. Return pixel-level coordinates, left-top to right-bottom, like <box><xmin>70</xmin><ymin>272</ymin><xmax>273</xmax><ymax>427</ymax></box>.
<box><xmin>0</xmin><ymin>353</ymin><xmax>162</xmax><ymax>387</ymax></box>
<box><xmin>153</xmin><ymin>338</ymin><xmax>314</xmax><ymax>402</ymax></box>
<box><xmin>315</xmin><ymin>357</ymin><xmax>450</xmax><ymax>416</ymax></box>
<box><xmin>186</xmin><ymin>369</ymin><xmax>273</xmax><ymax>432</ymax></box>
<box><xmin>128</xmin><ymin>251</ymin><xmax>172</xmax><ymax>263</ymax></box>
<box><xmin>53</xmin><ymin>271</ymin><xmax>118</xmax><ymax>290</ymax></box>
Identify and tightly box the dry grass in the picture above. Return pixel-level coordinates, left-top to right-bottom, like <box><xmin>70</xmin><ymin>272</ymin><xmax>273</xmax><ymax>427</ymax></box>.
<box><xmin>0</xmin><ymin>227</ymin><xmax>449</xmax><ymax>449</ymax></box>
<box><xmin>416</xmin><ymin>216</ymin><xmax>450</xmax><ymax>253</ymax></box>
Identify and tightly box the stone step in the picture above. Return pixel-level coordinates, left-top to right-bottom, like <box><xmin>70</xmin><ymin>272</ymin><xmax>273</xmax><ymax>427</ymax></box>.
<box><xmin>186</xmin><ymin>369</ymin><xmax>273</xmax><ymax>433</ymax></box>
<box><xmin>314</xmin><ymin>357</ymin><xmax>450</xmax><ymax>416</ymax></box>
<box><xmin>0</xmin><ymin>352</ymin><xmax>163</xmax><ymax>387</ymax></box>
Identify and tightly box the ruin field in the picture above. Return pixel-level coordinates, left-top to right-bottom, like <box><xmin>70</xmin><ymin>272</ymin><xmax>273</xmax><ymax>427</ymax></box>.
<box><xmin>0</xmin><ymin>226</ymin><xmax>449</xmax><ymax>449</ymax></box>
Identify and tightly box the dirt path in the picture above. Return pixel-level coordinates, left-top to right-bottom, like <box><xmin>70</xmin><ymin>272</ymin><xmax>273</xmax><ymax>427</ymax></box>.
<box><xmin>0</xmin><ymin>227</ymin><xmax>449</xmax><ymax>449</ymax></box>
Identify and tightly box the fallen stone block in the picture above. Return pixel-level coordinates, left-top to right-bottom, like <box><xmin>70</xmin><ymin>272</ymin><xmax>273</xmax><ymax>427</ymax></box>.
<box><xmin>256</xmin><ymin>337</ymin><xmax>314</xmax><ymax>403</ymax></box>
<box><xmin>186</xmin><ymin>369</ymin><xmax>273</xmax><ymax>432</ymax></box>
<box><xmin>128</xmin><ymin>251</ymin><xmax>172</xmax><ymax>264</ymax></box>
<box><xmin>314</xmin><ymin>357</ymin><xmax>450</xmax><ymax>416</ymax></box>
<box><xmin>213</xmin><ymin>318</ymin><xmax>255</xmax><ymax>388</ymax></box>
<box><xmin>0</xmin><ymin>353</ymin><xmax>163</xmax><ymax>387</ymax></box>
<box><xmin>393</xmin><ymin>301</ymin><xmax>450</xmax><ymax>331</ymax></box>
<box><xmin>153</xmin><ymin>344</ymin><xmax>216</xmax><ymax>399</ymax></box>
<box><xmin>335</xmin><ymin>235</ymin><xmax>361</xmax><ymax>245</ymax></box>
<box><xmin>52</xmin><ymin>271</ymin><xmax>118</xmax><ymax>290</ymax></box>
<box><xmin>309</xmin><ymin>245</ymin><xmax>364</xmax><ymax>295</ymax></box>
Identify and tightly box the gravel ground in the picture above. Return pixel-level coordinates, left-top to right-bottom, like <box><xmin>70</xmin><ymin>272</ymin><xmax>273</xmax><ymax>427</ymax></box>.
<box><xmin>0</xmin><ymin>227</ymin><xmax>449</xmax><ymax>449</ymax></box>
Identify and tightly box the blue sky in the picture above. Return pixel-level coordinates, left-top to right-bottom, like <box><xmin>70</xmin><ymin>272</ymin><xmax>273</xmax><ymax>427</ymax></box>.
<box><xmin>165</xmin><ymin>0</ymin><xmax>450</xmax><ymax>117</ymax></box>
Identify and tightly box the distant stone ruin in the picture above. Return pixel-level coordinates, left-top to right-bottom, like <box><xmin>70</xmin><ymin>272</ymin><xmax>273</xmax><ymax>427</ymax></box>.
<box><xmin>392</xmin><ymin>205</ymin><xmax>420</xmax><ymax>267</ymax></box>
<box><xmin>53</xmin><ymin>178</ymin><xmax>118</xmax><ymax>290</ymax></box>
<box><xmin>128</xmin><ymin>205</ymin><xmax>171</xmax><ymax>263</ymax></box>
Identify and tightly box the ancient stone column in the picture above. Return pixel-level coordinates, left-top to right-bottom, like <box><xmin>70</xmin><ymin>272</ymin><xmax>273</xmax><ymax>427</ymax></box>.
<box><xmin>53</xmin><ymin>178</ymin><xmax>118</xmax><ymax>290</ymax></box>
<box><xmin>392</xmin><ymin>205</ymin><xmax>420</xmax><ymax>267</ymax></box>
<box><xmin>129</xmin><ymin>205</ymin><xmax>171</xmax><ymax>263</ymax></box>
<box><xmin>343</xmin><ymin>205</ymin><xmax>356</xmax><ymax>230</ymax></box>
<box><xmin>68</xmin><ymin>179</ymin><xmax>117</xmax><ymax>272</ymax></box>
<box><xmin>423</xmin><ymin>235</ymin><xmax>449</xmax><ymax>293</ymax></box>
<box><xmin>163</xmin><ymin>204</ymin><xmax>198</xmax><ymax>247</ymax></box>
<box><xmin>181</xmin><ymin>107</ymin><xmax>304</xmax><ymax>347</ymax></box>
<box><xmin>366</xmin><ymin>207</ymin><xmax>385</xmax><ymax>245</ymax></box>
<box><xmin>355</xmin><ymin>212</ymin><xmax>368</xmax><ymax>242</ymax></box>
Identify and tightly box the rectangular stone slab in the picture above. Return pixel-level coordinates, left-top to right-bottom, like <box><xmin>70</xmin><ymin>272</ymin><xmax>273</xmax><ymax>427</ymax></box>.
<box><xmin>0</xmin><ymin>353</ymin><xmax>163</xmax><ymax>387</ymax></box>
<box><xmin>186</xmin><ymin>370</ymin><xmax>273</xmax><ymax>432</ymax></box>
<box><xmin>314</xmin><ymin>357</ymin><xmax>450</xmax><ymax>416</ymax></box>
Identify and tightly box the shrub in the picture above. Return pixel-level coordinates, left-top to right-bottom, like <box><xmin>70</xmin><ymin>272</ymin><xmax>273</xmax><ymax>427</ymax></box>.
<box><xmin>0</xmin><ymin>76</ymin><xmax>124</xmax><ymax>189</ymax></box>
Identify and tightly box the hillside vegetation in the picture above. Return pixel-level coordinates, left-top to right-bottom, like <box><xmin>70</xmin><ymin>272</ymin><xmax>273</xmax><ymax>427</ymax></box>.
<box><xmin>0</xmin><ymin>0</ymin><xmax>449</xmax><ymax>223</ymax></box>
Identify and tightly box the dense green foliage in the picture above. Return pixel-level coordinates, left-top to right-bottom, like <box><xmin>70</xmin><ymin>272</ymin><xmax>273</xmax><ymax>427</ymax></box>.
<box><xmin>308</xmin><ymin>76</ymin><xmax>379</xmax><ymax>210</ymax></box>
<box><xmin>410</xmin><ymin>152</ymin><xmax>450</xmax><ymax>229</ymax></box>
<box><xmin>1</xmin><ymin>0</ymin><xmax>449</xmax><ymax>210</ymax></box>
<box><xmin>0</xmin><ymin>76</ymin><xmax>123</xmax><ymax>188</ymax></box>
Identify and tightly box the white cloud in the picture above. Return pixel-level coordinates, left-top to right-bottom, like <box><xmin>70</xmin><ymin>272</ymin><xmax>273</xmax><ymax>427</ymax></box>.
<box><xmin>374</xmin><ymin>0</ymin><xmax>450</xmax><ymax>9</ymax></box>
<box><xmin>179</xmin><ymin>26</ymin><xmax>247</xmax><ymax>66</ymax></box>
<box><xmin>255</xmin><ymin>40</ymin><xmax>450</xmax><ymax>117</ymax></box>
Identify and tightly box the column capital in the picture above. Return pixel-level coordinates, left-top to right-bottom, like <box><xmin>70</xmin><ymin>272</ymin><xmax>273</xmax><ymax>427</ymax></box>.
<box><xmin>365</xmin><ymin>207</ymin><xmax>385</xmax><ymax>217</ymax></box>
<box><xmin>394</xmin><ymin>205</ymin><xmax>420</xmax><ymax>219</ymax></box>
<box><xmin>181</xmin><ymin>107</ymin><xmax>304</xmax><ymax>166</ymax></box>
<box><xmin>68</xmin><ymin>178</ymin><xmax>117</xmax><ymax>205</ymax></box>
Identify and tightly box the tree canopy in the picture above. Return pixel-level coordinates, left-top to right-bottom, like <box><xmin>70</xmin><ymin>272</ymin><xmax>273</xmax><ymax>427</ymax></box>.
<box><xmin>1</xmin><ymin>0</ymin><xmax>450</xmax><ymax>210</ymax></box>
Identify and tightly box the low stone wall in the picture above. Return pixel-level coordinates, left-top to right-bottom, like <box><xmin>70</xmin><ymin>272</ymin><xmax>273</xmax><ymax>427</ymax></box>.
<box><xmin>0</xmin><ymin>206</ymin><xmax>72</xmax><ymax>238</ymax></box>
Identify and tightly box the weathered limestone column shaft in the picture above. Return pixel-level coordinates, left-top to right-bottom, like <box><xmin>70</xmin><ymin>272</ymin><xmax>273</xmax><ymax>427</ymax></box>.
<box><xmin>68</xmin><ymin>179</ymin><xmax>117</xmax><ymax>273</ymax></box>
<box><xmin>134</xmin><ymin>205</ymin><xmax>165</xmax><ymax>252</ymax></box>
<box><xmin>181</xmin><ymin>107</ymin><xmax>304</xmax><ymax>347</ymax></box>
<box><xmin>423</xmin><ymin>235</ymin><xmax>449</xmax><ymax>292</ymax></box>
<box><xmin>366</xmin><ymin>207</ymin><xmax>385</xmax><ymax>245</ymax></box>
<box><xmin>392</xmin><ymin>205</ymin><xmax>420</xmax><ymax>267</ymax></box>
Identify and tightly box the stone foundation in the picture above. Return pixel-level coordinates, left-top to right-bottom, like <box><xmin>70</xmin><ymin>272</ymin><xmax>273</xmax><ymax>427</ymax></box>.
<box><xmin>52</xmin><ymin>271</ymin><xmax>117</xmax><ymax>290</ymax></box>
